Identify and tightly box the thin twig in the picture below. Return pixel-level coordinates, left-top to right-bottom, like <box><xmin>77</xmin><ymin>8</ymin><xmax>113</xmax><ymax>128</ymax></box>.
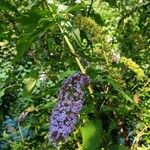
<box><xmin>131</xmin><ymin>124</ymin><xmax>150</xmax><ymax>150</ymax></box>
<box><xmin>87</xmin><ymin>0</ymin><xmax>94</xmax><ymax>17</ymax></box>
<box><xmin>5</xmin><ymin>84</ymin><xmax>17</xmax><ymax>90</ymax></box>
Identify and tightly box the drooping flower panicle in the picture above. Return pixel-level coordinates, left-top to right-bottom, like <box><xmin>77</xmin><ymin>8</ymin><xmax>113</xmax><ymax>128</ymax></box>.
<box><xmin>49</xmin><ymin>72</ymin><xmax>90</xmax><ymax>146</ymax></box>
<box><xmin>121</xmin><ymin>57</ymin><xmax>145</xmax><ymax>79</ymax></box>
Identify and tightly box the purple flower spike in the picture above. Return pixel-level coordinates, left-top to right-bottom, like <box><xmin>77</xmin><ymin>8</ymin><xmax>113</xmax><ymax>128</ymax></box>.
<box><xmin>49</xmin><ymin>72</ymin><xmax>90</xmax><ymax>146</ymax></box>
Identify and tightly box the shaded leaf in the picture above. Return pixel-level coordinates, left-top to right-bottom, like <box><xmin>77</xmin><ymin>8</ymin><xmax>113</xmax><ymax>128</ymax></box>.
<box><xmin>91</xmin><ymin>12</ymin><xmax>104</xmax><ymax>26</ymax></box>
<box><xmin>101</xmin><ymin>106</ymin><xmax>114</xmax><ymax>112</ymax></box>
<box><xmin>45</xmin><ymin>86</ymin><xmax>59</xmax><ymax>95</ymax></box>
<box><xmin>107</xmin><ymin>120</ymin><xmax>117</xmax><ymax>134</ymax></box>
<box><xmin>19</xmin><ymin>10</ymin><xmax>42</xmax><ymax>27</ymax></box>
<box><xmin>107</xmin><ymin>76</ymin><xmax>133</xmax><ymax>103</ymax></box>
<box><xmin>102</xmin><ymin>0</ymin><xmax>117</xmax><ymax>7</ymax></box>
<box><xmin>108</xmin><ymin>144</ymin><xmax>129</xmax><ymax>150</ymax></box>
<box><xmin>0</xmin><ymin>0</ymin><xmax>18</xmax><ymax>13</ymax></box>
<box><xmin>14</xmin><ymin>33</ymin><xmax>36</xmax><ymax>62</ymax></box>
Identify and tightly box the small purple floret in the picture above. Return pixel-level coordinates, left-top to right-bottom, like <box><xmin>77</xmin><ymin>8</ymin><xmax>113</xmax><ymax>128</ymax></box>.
<box><xmin>49</xmin><ymin>72</ymin><xmax>90</xmax><ymax>146</ymax></box>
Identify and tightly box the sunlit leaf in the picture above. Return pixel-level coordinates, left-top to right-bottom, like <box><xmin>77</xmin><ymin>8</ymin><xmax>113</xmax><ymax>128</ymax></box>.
<box><xmin>26</xmin><ymin>106</ymin><xmax>38</xmax><ymax>112</ymax></box>
<box><xmin>66</xmin><ymin>5</ymin><xmax>84</xmax><ymax>13</ymax></box>
<box><xmin>80</xmin><ymin>119</ymin><xmax>102</xmax><ymax>150</ymax></box>
<box><xmin>23</xmin><ymin>77</ymin><xmax>37</xmax><ymax>92</ymax></box>
<box><xmin>70</xmin><ymin>29</ymin><xmax>82</xmax><ymax>47</ymax></box>
<box><xmin>57</xmin><ymin>70</ymin><xmax>76</xmax><ymax>79</ymax></box>
<box><xmin>0</xmin><ymin>89</ymin><xmax>5</xmax><ymax>98</ymax></box>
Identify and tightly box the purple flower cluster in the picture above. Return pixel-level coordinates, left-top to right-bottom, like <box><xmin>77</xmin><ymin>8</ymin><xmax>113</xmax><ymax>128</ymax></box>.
<box><xmin>49</xmin><ymin>72</ymin><xmax>90</xmax><ymax>146</ymax></box>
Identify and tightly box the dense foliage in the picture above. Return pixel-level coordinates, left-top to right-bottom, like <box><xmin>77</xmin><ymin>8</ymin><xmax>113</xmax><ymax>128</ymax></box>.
<box><xmin>0</xmin><ymin>0</ymin><xmax>149</xmax><ymax>149</ymax></box>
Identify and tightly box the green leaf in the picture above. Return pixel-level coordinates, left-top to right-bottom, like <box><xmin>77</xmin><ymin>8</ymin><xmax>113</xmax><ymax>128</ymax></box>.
<box><xmin>57</xmin><ymin>70</ymin><xmax>76</xmax><ymax>79</ymax></box>
<box><xmin>70</xmin><ymin>29</ymin><xmax>82</xmax><ymax>47</ymax></box>
<box><xmin>106</xmin><ymin>76</ymin><xmax>133</xmax><ymax>103</ymax></box>
<box><xmin>0</xmin><ymin>0</ymin><xmax>18</xmax><ymax>13</ymax></box>
<box><xmin>90</xmin><ymin>12</ymin><xmax>104</xmax><ymax>26</ymax></box>
<box><xmin>107</xmin><ymin>120</ymin><xmax>117</xmax><ymax>134</ymax></box>
<box><xmin>80</xmin><ymin>119</ymin><xmax>102</xmax><ymax>150</ymax></box>
<box><xmin>0</xmin><ymin>89</ymin><xmax>5</xmax><ymax>98</ymax></box>
<box><xmin>39</xmin><ymin>18</ymin><xmax>54</xmax><ymax>25</ymax></box>
<box><xmin>66</xmin><ymin>5</ymin><xmax>84</xmax><ymax>13</ymax></box>
<box><xmin>0</xmin><ymin>72</ymin><xmax>6</xmax><ymax>79</ymax></box>
<box><xmin>14</xmin><ymin>33</ymin><xmax>36</xmax><ymax>62</ymax></box>
<box><xmin>45</xmin><ymin>86</ymin><xmax>59</xmax><ymax>96</ymax></box>
<box><xmin>86</xmin><ymin>66</ymin><xmax>99</xmax><ymax>79</ymax></box>
<box><xmin>101</xmin><ymin>106</ymin><xmax>114</xmax><ymax>112</ymax></box>
<box><xmin>108</xmin><ymin>144</ymin><xmax>129</xmax><ymax>150</ymax></box>
<box><xmin>23</xmin><ymin>77</ymin><xmax>37</xmax><ymax>92</ymax></box>
<box><xmin>102</xmin><ymin>0</ymin><xmax>117</xmax><ymax>7</ymax></box>
<box><xmin>19</xmin><ymin>10</ymin><xmax>42</xmax><ymax>27</ymax></box>
<box><xmin>2</xmin><ymin>131</ymin><xmax>9</xmax><ymax>139</ymax></box>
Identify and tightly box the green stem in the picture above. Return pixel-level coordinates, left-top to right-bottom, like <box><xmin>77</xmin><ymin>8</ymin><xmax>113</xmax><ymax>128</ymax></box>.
<box><xmin>58</xmin><ymin>24</ymin><xmax>94</xmax><ymax>96</ymax></box>
<box><xmin>87</xmin><ymin>0</ymin><xmax>94</xmax><ymax>16</ymax></box>
<box><xmin>44</xmin><ymin>1</ymin><xmax>94</xmax><ymax>96</ymax></box>
<box><xmin>103</xmin><ymin>51</ymin><xmax>109</xmax><ymax>66</ymax></box>
<box><xmin>58</xmin><ymin>25</ymin><xmax>86</xmax><ymax>73</ymax></box>
<box><xmin>18</xmin><ymin>122</ymin><xmax>24</xmax><ymax>141</ymax></box>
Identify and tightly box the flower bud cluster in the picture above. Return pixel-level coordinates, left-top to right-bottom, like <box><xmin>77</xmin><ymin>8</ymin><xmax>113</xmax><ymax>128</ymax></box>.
<box><xmin>112</xmin><ymin>52</ymin><xmax>120</xmax><ymax>64</ymax></box>
<box><xmin>49</xmin><ymin>72</ymin><xmax>90</xmax><ymax>146</ymax></box>
<box><xmin>121</xmin><ymin>57</ymin><xmax>145</xmax><ymax>79</ymax></box>
<box><xmin>74</xmin><ymin>16</ymin><xmax>104</xmax><ymax>43</ymax></box>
